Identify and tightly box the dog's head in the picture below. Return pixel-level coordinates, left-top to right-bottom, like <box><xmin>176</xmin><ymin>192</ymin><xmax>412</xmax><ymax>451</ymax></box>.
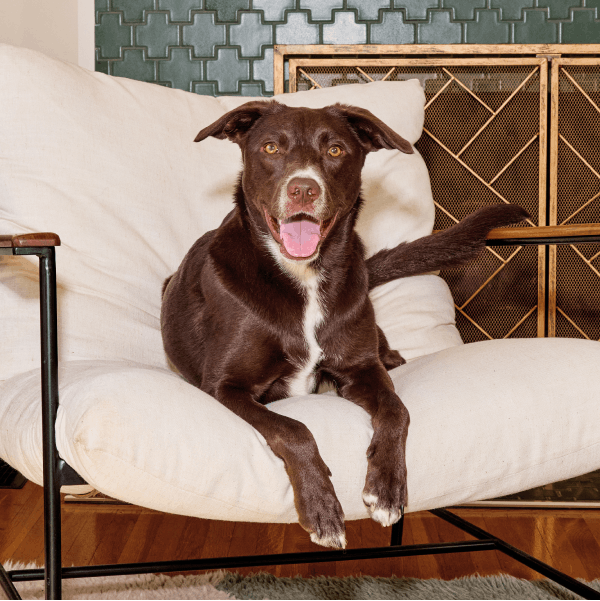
<box><xmin>195</xmin><ymin>100</ymin><xmax>413</xmax><ymax>262</ymax></box>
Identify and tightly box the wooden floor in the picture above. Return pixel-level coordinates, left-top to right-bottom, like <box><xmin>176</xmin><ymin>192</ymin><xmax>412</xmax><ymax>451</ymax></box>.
<box><xmin>2</xmin><ymin>482</ymin><xmax>600</xmax><ymax>581</ymax></box>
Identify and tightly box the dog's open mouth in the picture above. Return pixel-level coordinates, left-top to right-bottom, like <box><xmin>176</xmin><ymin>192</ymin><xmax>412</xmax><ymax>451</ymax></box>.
<box><xmin>263</xmin><ymin>207</ymin><xmax>338</xmax><ymax>261</ymax></box>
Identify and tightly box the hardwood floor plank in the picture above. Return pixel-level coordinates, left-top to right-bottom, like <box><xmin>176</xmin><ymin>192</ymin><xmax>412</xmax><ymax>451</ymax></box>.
<box><xmin>1</xmin><ymin>487</ymin><xmax>44</xmax><ymax>562</ymax></box>
<box><xmin>253</xmin><ymin>522</ymin><xmax>287</xmax><ymax>577</ymax></box>
<box><xmin>539</xmin><ymin>515</ymin><xmax>600</xmax><ymax>581</ymax></box>
<box><xmin>168</xmin><ymin>516</ymin><xmax>210</xmax><ymax>563</ymax></box>
<box><xmin>2</xmin><ymin>484</ymin><xmax>600</xmax><ymax>584</ymax></box>
<box><xmin>456</xmin><ymin>514</ymin><xmax>504</xmax><ymax>578</ymax></box>
<box><xmin>117</xmin><ymin>511</ymin><xmax>164</xmax><ymax>564</ymax></box>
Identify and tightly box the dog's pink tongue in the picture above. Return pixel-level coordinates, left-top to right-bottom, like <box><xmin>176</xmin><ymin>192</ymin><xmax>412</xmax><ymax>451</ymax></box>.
<box><xmin>280</xmin><ymin>220</ymin><xmax>321</xmax><ymax>257</ymax></box>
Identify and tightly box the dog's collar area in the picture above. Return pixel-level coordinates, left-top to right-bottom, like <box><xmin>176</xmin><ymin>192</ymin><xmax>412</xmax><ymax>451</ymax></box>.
<box><xmin>263</xmin><ymin>206</ymin><xmax>338</xmax><ymax>261</ymax></box>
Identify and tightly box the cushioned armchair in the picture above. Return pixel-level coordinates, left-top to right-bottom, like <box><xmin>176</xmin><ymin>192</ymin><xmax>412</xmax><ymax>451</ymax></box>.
<box><xmin>1</xmin><ymin>44</ymin><xmax>600</xmax><ymax>600</ymax></box>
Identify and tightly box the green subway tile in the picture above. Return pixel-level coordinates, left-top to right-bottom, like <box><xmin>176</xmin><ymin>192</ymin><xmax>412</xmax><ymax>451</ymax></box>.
<box><xmin>96</xmin><ymin>13</ymin><xmax>132</xmax><ymax>59</ymax></box>
<box><xmin>393</xmin><ymin>0</ymin><xmax>440</xmax><ymax>21</ymax></box>
<box><xmin>136</xmin><ymin>13</ymin><xmax>179</xmax><ymax>58</ymax></box>
<box><xmin>370</xmin><ymin>11</ymin><xmax>415</xmax><ymax>43</ymax></box>
<box><xmin>95</xmin><ymin>58</ymin><xmax>110</xmax><ymax>75</ymax></box>
<box><xmin>157</xmin><ymin>0</ymin><xmax>200</xmax><ymax>23</ymax></box>
<box><xmin>183</xmin><ymin>13</ymin><xmax>226</xmax><ymax>58</ymax></box>
<box><xmin>95</xmin><ymin>0</ymin><xmax>109</xmax><ymax>17</ymax></box>
<box><xmin>347</xmin><ymin>0</ymin><xmax>391</xmax><ymax>22</ymax></box>
<box><xmin>194</xmin><ymin>82</ymin><xmax>217</xmax><ymax>95</ymax></box>
<box><xmin>514</xmin><ymin>9</ymin><xmax>558</xmax><ymax>43</ymax></box>
<box><xmin>562</xmin><ymin>9</ymin><xmax>600</xmax><ymax>44</ymax></box>
<box><xmin>490</xmin><ymin>0</ymin><xmax>534</xmax><ymax>21</ymax></box>
<box><xmin>206</xmin><ymin>48</ymin><xmax>250</xmax><ymax>93</ymax></box>
<box><xmin>230</xmin><ymin>12</ymin><xmax>273</xmax><ymax>57</ymax></box>
<box><xmin>240</xmin><ymin>83</ymin><xmax>264</xmax><ymax>96</ymax></box>
<box><xmin>466</xmin><ymin>9</ymin><xmax>510</xmax><ymax>43</ymax></box>
<box><xmin>418</xmin><ymin>10</ymin><xmax>461</xmax><ymax>44</ymax></box>
<box><xmin>323</xmin><ymin>11</ymin><xmax>368</xmax><ymax>43</ymax></box>
<box><xmin>445</xmin><ymin>0</ymin><xmax>486</xmax><ymax>21</ymax></box>
<box><xmin>253</xmin><ymin>48</ymin><xmax>274</xmax><ymax>93</ymax></box>
<box><xmin>300</xmin><ymin>0</ymin><xmax>344</xmax><ymax>22</ymax></box>
<box><xmin>253</xmin><ymin>0</ymin><xmax>295</xmax><ymax>22</ymax></box>
<box><xmin>159</xmin><ymin>48</ymin><xmax>202</xmax><ymax>91</ymax></box>
<box><xmin>205</xmin><ymin>0</ymin><xmax>250</xmax><ymax>22</ymax></box>
<box><xmin>538</xmin><ymin>1</ymin><xmax>580</xmax><ymax>21</ymax></box>
<box><xmin>112</xmin><ymin>49</ymin><xmax>155</xmax><ymax>82</ymax></box>
<box><xmin>112</xmin><ymin>0</ymin><xmax>153</xmax><ymax>23</ymax></box>
<box><xmin>275</xmin><ymin>12</ymin><xmax>320</xmax><ymax>44</ymax></box>
<box><xmin>587</xmin><ymin>0</ymin><xmax>600</xmax><ymax>14</ymax></box>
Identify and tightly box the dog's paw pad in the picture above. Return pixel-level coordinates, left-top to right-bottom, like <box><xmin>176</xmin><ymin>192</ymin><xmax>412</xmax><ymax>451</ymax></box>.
<box><xmin>362</xmin><ymin>492</ymin><xmax>401</xmax><ymax>527</ymax></box>
<box><xmin>310</xmin><ymin>531</ymin><xmax>347</xmax><ymax>549</ymax></box>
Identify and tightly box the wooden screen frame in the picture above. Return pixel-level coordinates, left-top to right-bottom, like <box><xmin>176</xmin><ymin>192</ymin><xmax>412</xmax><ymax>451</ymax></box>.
<box><xmin>274</xmin><ymin>45</ymin><xmax>600</xmax><ymax>96</ymax></box>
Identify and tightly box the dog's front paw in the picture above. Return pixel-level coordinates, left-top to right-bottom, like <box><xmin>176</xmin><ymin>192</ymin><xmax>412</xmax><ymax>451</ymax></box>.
<box><xmin>296</xmin><ymin>476</ymin><xmax>347</xmax><ymax>549</ymax></box>
<box><xmin>362</xmin><ymin>441</ymin><xmax>407</xmax><ymax>527</ymax></box>
<box><xmin>302</xmin><ymin>496</ymin><xmax>347</xmax><ymax>549</ymax></box>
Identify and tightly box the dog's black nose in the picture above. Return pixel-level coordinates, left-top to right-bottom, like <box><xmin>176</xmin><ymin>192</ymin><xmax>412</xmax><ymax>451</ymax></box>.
<box><xmin>287</xmin><ymin>177</ymin><xmax>321</xmax><ymax>204</ymax></box>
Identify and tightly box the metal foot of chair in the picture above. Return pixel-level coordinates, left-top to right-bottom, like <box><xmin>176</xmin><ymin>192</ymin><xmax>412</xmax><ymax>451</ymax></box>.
<box><xmin>0</xmin><ymin>561</ymin><xmax>21</xmax><ymax>600</ymax></box>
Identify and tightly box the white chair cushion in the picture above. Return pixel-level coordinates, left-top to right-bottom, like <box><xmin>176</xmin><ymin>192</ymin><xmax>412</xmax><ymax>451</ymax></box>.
<box><xmin>5</xmin><ymin>45</ymin><xmax>598</xmax><ymax>523</ymax></box>
<box><xmin>0</xmin><ymin>43</ymin><xmax>459</xmax><ymax>386</ymax></box>
<box><xmin>1</xmin><ymin>338</ymin><xmax>600</xmax><ymax>521</ymax></box>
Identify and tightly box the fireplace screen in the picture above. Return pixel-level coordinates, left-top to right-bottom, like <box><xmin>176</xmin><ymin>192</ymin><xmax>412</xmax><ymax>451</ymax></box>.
<box><xmin>289</xmin><ymin>58</ymin><xmax>547</xmax><ymax>342</ymax></box>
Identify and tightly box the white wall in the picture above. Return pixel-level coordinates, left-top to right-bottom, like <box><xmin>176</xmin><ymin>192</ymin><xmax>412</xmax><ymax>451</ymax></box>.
<box><xmin>0</xmin><ymin>0</ymin><xmax>95</xmax><ymax>70</ymax></box>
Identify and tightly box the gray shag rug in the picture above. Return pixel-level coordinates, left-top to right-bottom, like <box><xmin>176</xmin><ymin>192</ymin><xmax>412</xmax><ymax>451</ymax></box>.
<box><xmin>3</xmin><ymin>564</ymin><xmax>599</xmax><ymax>600</ymax></box>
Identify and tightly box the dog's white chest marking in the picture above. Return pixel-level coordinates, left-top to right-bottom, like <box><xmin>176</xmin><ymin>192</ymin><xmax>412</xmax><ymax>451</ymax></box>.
<box><xmin>287</xmin><ymin>270</ymin><xmax>324</xmax><ymax>396</ymax></box>
<box><xmin>264</xmin><ymin>237</ymin><xmax>325</xmax><ymax>396</ymax></box>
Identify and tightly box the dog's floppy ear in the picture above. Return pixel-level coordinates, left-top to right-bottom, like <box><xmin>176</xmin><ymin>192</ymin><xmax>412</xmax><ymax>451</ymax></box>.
<box><xmin>330</xmin><ymin>104</ymin><xmax>414</xmax><ymax>154</ymax></box>
<box><xmin>194</xmin><ymin>100</ymin><xmax>280</xmax><ymax>145</ymax></box>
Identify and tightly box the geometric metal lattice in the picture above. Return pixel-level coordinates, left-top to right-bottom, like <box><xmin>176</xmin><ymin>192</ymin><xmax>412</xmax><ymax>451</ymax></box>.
<box><xmin>292</xmin><ymin>58</ymin><xmax>547</xmax><ymax>341</ymax></box>
<box><xmin>551</xmin><ymin>59</ymin><xmax>600</xmax><ymax>340</ymax></box>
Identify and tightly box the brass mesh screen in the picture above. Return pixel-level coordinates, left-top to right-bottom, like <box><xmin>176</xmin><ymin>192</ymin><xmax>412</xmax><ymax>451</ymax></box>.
<box><xmin>553</xmin><ymin>63</ymin><xmax>600</xmax><ymax>339</ymax></box>
<box><xmin>296</xmin><ymin>64</ymin><xmax>543</xmax><ymax>342</ymax></box>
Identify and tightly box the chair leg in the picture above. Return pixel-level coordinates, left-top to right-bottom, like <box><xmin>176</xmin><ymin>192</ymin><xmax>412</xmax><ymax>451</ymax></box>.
<box><xmin>390</xmin><ymin>506</ymin><xmax>404</xmax><ymax>546</ymax></box>
<box><xmin>39</xmin><ymin>249</ymin><xmax>62</xmax><ymax>600</ymax></box>
<box><xmin>0</xmin><ymin>561</ymin><xmax>21</xmax><ymax>600</ymax></box>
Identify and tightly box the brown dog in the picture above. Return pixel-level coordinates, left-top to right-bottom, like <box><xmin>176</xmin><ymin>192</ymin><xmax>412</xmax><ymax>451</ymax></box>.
<box><xmin>161</xmin><ymin>100</ymin><xmax>527</xmax><ymax>548</ymax></box>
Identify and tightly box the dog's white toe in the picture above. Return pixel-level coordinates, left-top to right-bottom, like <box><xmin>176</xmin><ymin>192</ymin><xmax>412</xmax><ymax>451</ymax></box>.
<box><xmin>362</xmin><ymin>492</ymin><xmax>378</xmax><ymax>507</ymax></box>
<box><xmin>310</xmin><ymin>531</ymin><xmax>347</xmax><ymax>549</ymax></box>
<box><xmin>370</xmin><ymin>506</ymin><xmax>400</xmax><ymax>527</ymax></box>
<box><xmin>362</xmin><ymin>492</ymin><xmax>401</xmax><ymax>527</ymax></box>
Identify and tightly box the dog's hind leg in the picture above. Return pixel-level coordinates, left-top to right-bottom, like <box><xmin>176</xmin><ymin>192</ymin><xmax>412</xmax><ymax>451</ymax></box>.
<box><xmin>377</xmin><ymin>325</ymin><xmax>405</xmax><ymax>371</ymax></box>
<box><xmin>335</xmin><ymin>362</ymin><xmax>409</xmax><ymax>527</ymax></box>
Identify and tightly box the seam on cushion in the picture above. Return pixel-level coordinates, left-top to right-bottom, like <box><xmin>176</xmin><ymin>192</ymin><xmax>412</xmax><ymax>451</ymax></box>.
<box><xmin>71</xmin><ymin>445</ymin><xmax>294</xmax><ymax>522</ymax></box>
<box><xmin>419</xmin><ymin>440</ymin><xmax>600</xmax><ymax>506</ymax></box>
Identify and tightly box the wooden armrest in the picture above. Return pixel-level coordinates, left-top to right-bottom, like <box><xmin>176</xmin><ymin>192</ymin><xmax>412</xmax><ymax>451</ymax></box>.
<box><xmin>0</xmin><ymin>233</ymin><xmax>61</xmax><ymax>248</ymax></box>
<box><xmin>487</xmin><ymin>223</ymin><xmax>600</xmax><ymax>240</ymax></box>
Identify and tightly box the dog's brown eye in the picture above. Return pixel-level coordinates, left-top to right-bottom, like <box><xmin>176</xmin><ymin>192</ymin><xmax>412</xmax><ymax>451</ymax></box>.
<box><xmin>264</xmin><ymin>143</ymin><xmax>279</xmax><ymax>154</ymax></box>
<box><xmin>328</xmin><ymin>146</ymin><xmax>343</xmax><ymax>157</ymax></box>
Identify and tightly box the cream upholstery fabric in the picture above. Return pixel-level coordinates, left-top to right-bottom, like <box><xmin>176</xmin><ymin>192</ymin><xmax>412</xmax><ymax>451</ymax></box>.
<box><xmin>0</xmin><ymin>43</ymin><xmax>458</xmax><ymax>384</ymax></box>
<box><xmin>1</xmin><ymin>44</ymin><xmax>599</xmax><ymax>522</ymax></box>
<box><xmin>2</xmin><ymin>339</ymin><xmax>600</xmax><ymax>521</ymax></box>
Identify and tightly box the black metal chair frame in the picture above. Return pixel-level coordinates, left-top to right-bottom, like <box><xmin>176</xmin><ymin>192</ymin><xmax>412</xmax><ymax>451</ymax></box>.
<box><xmin>0</xmin><ymin>231</ymin><xmax>599</xmax><ymax>600</ymax></box>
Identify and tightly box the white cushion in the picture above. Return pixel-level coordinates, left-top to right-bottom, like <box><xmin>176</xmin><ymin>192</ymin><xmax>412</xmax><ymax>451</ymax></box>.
<box><xmin>0</xmin><ymin>43</ymin><xmax>458</xmax><ymax>385</ymax></box>
<box><xmin>1</xmin><ymin>338</ymin><xmax>600</xmax><ymax>521</ymax></box>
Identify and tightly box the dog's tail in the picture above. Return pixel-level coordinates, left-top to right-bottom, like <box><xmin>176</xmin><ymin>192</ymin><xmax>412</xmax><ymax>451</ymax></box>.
<box><xmin>366</xmin><ymin>204</ymin><xmax>529</xmax><ymax>291</ymax></box>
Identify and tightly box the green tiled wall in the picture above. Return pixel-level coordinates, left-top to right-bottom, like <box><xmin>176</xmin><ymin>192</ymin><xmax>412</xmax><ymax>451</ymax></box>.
<box><xmin>95</xmin><ymin>1</ymin><xmax>600</xmax><ymax>96</ymax></box>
